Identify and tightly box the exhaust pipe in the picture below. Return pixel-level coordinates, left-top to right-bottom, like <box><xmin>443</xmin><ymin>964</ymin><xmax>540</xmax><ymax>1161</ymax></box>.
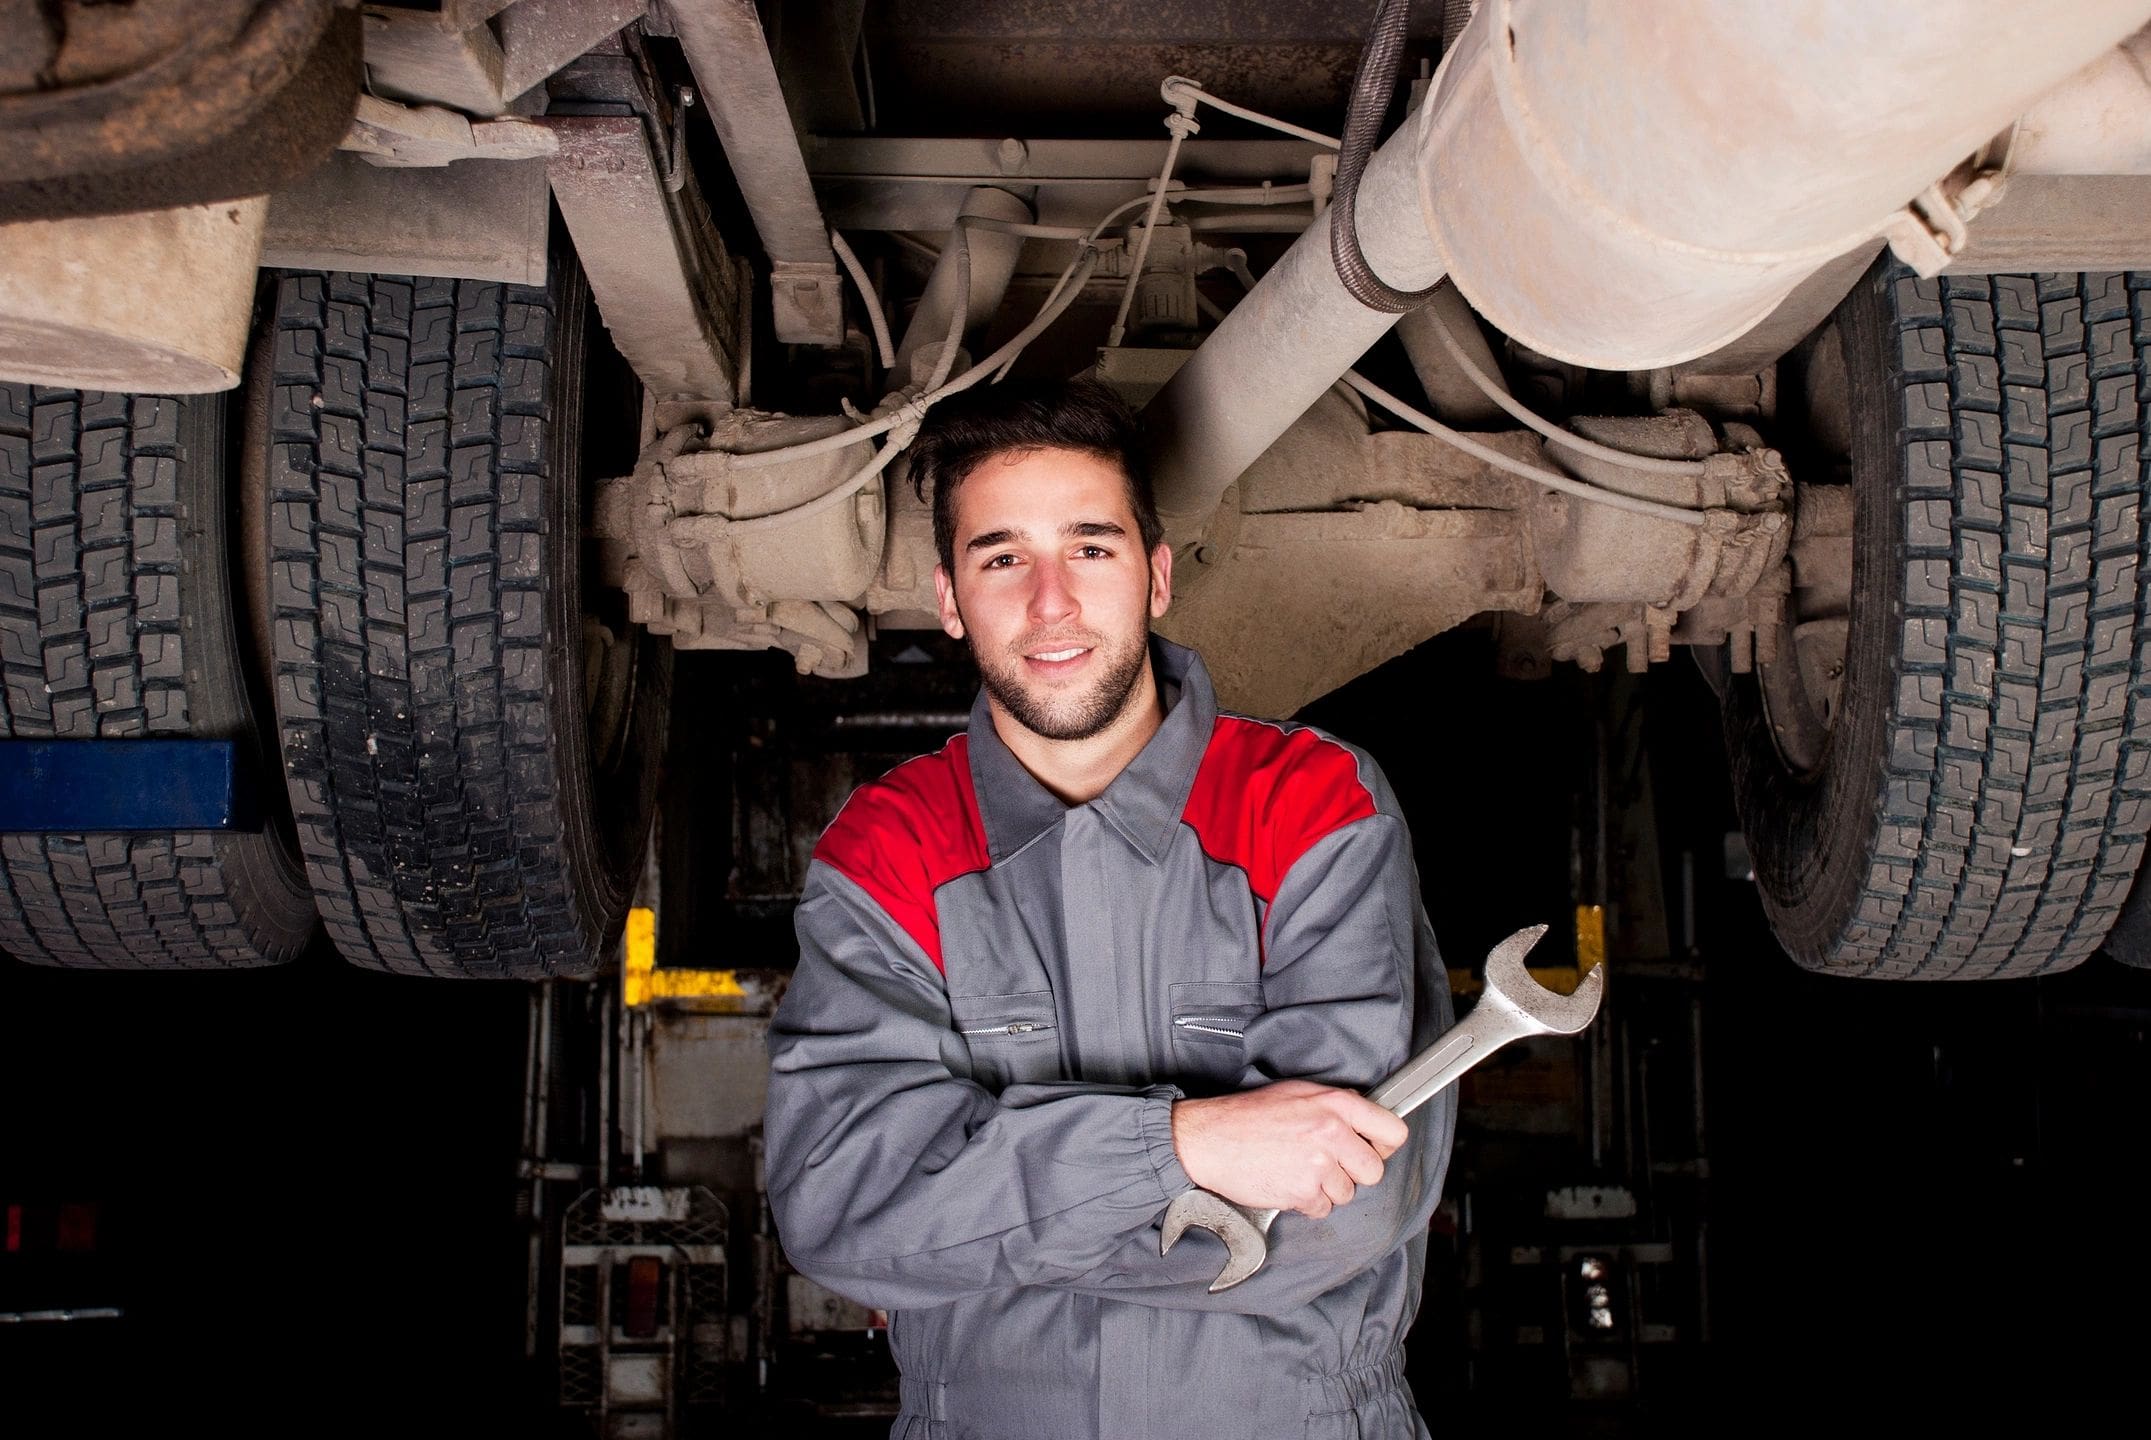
<box><xmin>1145</xmin><ymin>0</ymin><xmax>2151</xmax><ymax>545</ymax></box>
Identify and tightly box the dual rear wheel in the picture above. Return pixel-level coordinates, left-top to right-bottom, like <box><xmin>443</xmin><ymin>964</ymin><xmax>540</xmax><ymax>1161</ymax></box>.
<box><xmin>0</xmin><ymin>245</ymin><xmax>665</xmax><ymax>978</ymax></box>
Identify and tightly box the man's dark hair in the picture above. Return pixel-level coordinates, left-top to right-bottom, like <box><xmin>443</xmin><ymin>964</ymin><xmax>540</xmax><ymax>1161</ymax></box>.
<box><xmin>908</xmin><ymin>378</ymin><xmax>1165</xmax><ymax>577</ymax></box>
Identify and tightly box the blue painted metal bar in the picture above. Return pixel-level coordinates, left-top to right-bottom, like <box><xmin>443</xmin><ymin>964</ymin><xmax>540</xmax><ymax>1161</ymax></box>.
<box><xmin>0</xmin><ymin>740</ymin><xmax>258</xmax><ymax>832</ymax></box>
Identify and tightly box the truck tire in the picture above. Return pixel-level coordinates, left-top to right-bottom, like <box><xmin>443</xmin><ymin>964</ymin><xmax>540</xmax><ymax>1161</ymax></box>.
<box><xmin>264</xmin><ymin>259</ymin><xmax>667</xmax><ymax>979</ymax></box>
<box><xmin>1721</xmin><ymin>264</ymin><xmax>2151</xmax><ymax>978</ymax></box>
<box><xmin>0</xmin><ymin>385</ymin><xmax>317</xmax><ymax>969</ymax></box>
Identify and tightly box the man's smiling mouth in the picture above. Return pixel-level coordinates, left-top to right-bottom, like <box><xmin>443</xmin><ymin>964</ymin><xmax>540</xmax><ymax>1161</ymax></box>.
<box><xmin>1028</xmin><ymin>647</ymin><xmax>1091</xmax><ymax>662</ymax></box>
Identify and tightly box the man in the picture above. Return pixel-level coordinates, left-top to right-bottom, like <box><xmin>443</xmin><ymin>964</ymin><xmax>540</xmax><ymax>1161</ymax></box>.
<box><xmin>764</xmin><ymin>379</ymin><xmax>1455</xmax><ymax>1439</ymax></box>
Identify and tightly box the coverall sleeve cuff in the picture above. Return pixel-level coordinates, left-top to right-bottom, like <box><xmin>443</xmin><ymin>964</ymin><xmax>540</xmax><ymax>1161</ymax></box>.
<box><xmin>1139</xmin><ymin>1085</ymin><xmax>1194</xmax><ymax>1201</ymax></box>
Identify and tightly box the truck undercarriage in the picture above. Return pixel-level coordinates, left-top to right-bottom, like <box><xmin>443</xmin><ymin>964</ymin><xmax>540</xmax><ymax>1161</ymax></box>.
<box><xmin>5</xmin><ymin>1</ymin><xmax>2151</xmax><ymax>1431</ymax></box>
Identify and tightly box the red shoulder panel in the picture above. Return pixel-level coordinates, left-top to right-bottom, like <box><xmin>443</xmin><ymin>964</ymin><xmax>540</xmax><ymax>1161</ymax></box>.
<box><xmin>812</xmin><ymin>735</ymin><xmax>989</xmax><ymax>975</ymax></box>
<box><xmin>1180</xmin><ymin>717</ymin><xmax>1378</xmax><ymax>952</ymax></box>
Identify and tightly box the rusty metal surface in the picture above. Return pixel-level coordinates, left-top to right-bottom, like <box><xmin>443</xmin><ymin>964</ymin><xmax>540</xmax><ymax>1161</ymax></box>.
<box><xmin>498</xmin><ymin>0</ymin><xmax>648</xmax><ymax>103</ymax></box>
<box><xmin>858</xmin><ymin>0</ymin><xmax>1437</xmax><ymax>136</ymax></box>
<box><xmin>546</xmin><ymin>113</ymin><xmax>742</xmax><ymax>407</ymax></box>
<box><xmin>0</xmin><ymin>1</ymin><xmax>359</xmax><ymax>221</ymax></box>
<box><xmin>362</xmin><ymin>6</ymin><xmax>509</xmax><ymax>114</ymax></box>
<box><xmin>339</xmin><ymin>95</ymin><xmax>558</xmax><ymax>167</ymax></box>
<box><xmin>262</xmin><ymin>150</ymin><xmax>552</xmax><ymax>284</ymax></box>
<box><xmin>664</xmin><ymin>0</ymin><xmax>842</xmax><ymax>344</ymax></box>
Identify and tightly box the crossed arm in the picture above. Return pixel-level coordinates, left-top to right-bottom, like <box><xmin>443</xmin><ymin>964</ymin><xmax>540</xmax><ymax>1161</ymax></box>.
<box><xmin>762</xmin><ymin>813</ymin><xmax>1455</xmax><ymax>1314</ymax></box>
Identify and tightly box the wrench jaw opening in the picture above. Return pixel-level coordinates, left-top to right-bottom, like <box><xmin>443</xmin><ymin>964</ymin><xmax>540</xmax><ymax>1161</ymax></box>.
<box><xmin>1159</xmin><ymin>1189</ymin><xmax>1270</xmax><ymax>1293</ymax></box>
<box><xmin>1481</xmin><ymin>923</ymin><xmax>1605</xmax><ymax>1037</ymax></box>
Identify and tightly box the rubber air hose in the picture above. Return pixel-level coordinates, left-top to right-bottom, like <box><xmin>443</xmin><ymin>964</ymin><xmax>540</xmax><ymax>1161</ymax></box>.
<box><xmin>1331</xmin><ymin>0</ymin><xmax>1438</xmax><ymax>312</ymax></box>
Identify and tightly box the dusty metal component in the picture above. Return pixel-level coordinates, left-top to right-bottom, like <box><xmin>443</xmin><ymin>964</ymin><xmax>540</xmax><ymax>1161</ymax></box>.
<box><xmin>891</xmin><ymin>187</ymin><xmax>1033</xmax><ymax>387</ymax></box>
<box><xmin>805</xmin><ymin>135</ymin><xmax>1321</xmax><ymax>232</ymax></box>
<box><xmin>1141</xmin><ymin>102</ymin><xmax>1436</xmax><ymax>546</ymax></box>
<box><xmin>1154</xmin><ymin>390</ymin><xmax>1540</xmax><ymax>717</ymax></box>
<box><xmin>340</xmin><ymin>94</ymin><xmax>559</xmax><ymax>167</ymax></box>
<box><xmin>861</xmin><ymin>476</ymin><xmax>941</xmax><ymax>630</ymax></box>
<box><xmin>0</xmin><ymin>195</ymin><xmax>268</xmax><ymax>392</ymax></box>
<box><xmin>593</xmin><ymin>413</ymin><xmax>886</xmax><ymax>677</ymax></box>
<box><xmin>665</xmin><ymin>0</ymin><xmax>844</xmax><ymax>345</ymax></box>
<box><xmin>369</xmin><ymin>1</ymin><xmax>521</xmax><ymax>30</ymax></box>
<box><xmin>2010</xmin><ymin>22</ymin><xmax>2151</xmax><ymax>176</ymax></box>
<box><xmin>1531</xmin><ymin>414</ymin><xmax>1790</xmax><ymax>604</ymax></box>
<box><xmin>1423</xmin><ymin>0</ymin><xmax>2151</xmax><ymax>370</ymax></box>
<box><xmin>498</xmin><ymin>0</ymin><xmax>650</xmax><ymax>102</ymax></box>
<box><xmin>1731</xmin><ymin>482</ymin><xmax>1854</xmax><ymax>774</ymax></box>
<box><xmin>1945</xmin><ymin>174</ymin><xmax>2151</xmax><ymax>272</ymax></box>
<box><xmin>1144</xmin><ymin>0</ymin><xmax>2150</xmax><ymax>551</ymax></box>
<box><xmin>1395</xmin><ymin>281</ymin><xmax>1511</xmax><ymax>428</ymax></box>
<box><xmin>0</xmin><ymin>1</ymin><xmax>359</xmax><ymax>222</ymax></box>
<box><xmin>262</xmin><ymin>151</ymin><xmax>552</xmax><ymax>284</ymax></box>
<box><xmin>771</xmin><ymin>0</ymin><xmax>871</xmax><ymax>134</ymax></box>
<box><xmin>364</xmin><ymin>0</ymin><xmax>646</xmax><ymax>115</ymax></box>
<box><xmin>1672</xmin><ymin>245</ymin><xmax>1882</xmax><ymax>379</ymax></box>
<box><xmin>1095</xmin><ymin>347</ymin><xmax>1198</xmax><ymax>409</ymax></box>
<box><xmin>1535</xmin><ymin>415</ymin><xmax>1793</xmax><ymax>675</ymax></box>
<box><xmin>1121</xmin><ymin>224</ymin><xmax>1202</xmax><ymax>341</ymax></box>
<box><xmin>364</xmin><ymin>6</ymin><xmax>510</xmax><ymax>114</ymax></box>
<box><xmin>546</xmin><ymin>114</ymin><xmax>742</xmax><ymax>411</ymax></box>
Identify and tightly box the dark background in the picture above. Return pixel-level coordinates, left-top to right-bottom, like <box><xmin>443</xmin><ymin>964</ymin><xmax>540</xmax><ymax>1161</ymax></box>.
<box><xmin>4</xmin><ymin>630</ymin><xmax>2147</xmax><ymax>1435</ymax></box>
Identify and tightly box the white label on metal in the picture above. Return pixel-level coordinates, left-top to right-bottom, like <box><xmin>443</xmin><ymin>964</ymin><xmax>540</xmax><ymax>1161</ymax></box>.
<box><xmin>601</xmin><ymin>1185</ymin><xmax>692</xmax><ymax>1222</ymax></box>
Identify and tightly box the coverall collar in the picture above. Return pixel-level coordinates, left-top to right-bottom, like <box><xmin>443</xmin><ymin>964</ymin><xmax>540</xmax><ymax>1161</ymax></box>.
<box><xmin>966</xmin><ymin>637</ymin><xmax>1217</xmax><ymax>864</ymax></box>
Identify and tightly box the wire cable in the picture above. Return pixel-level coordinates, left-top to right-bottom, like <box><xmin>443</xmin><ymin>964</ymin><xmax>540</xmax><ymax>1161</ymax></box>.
<box><xmin>720</xmin><ymin>252</ymin><xmax>1103</xmax><ymax>534</ymax></box>
<box><xmin>1419</xmin><ymin>305</ymin><xmax>1711</xmax><ymax>477</ymax></box>
<box><xmin>829</xmin><ymin>229</ymin><xmax>896</xmax><ymax>369</ymax></box>
<box><xmin>1341</xmin><ymin>370</ymin><xmax>1710</xmax><ymax>527</ymax></box>
<box><xmin>1162</xmin><ymin>77</ymin><xmax>1342</xmax><ymax>149</ymax></box>
<box><xmin>1110</xmin><ymin>89</ymin><xmax>1203</xmax><ymax>346</ymax></box>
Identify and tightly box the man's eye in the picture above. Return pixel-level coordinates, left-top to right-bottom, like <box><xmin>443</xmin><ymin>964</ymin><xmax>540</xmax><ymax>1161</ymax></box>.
<box><xmin>1077</xmin><ymin>545</ymin><xmax>1109</xmax><ymax>559</ymax></box>
<box><xmin>983</xmin><ymin>553</ymin><xmax>1017</xmax><ymax>569</ymax></box>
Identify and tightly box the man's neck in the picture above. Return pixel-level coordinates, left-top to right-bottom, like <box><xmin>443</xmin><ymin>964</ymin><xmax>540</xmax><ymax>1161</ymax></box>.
<box><xmin>989</xmin><ymin>660</ymin><xmax>1166</xmax><ymax>806</ymax></box>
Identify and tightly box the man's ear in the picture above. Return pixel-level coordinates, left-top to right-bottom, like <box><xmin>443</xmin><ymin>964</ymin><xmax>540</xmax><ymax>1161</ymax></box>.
<box><xmin>1148</xmin><ymin>541</ymin><xmax>1173</xmax><ymax>620</ymax></box>
<box><xmin>934</xmin><ymin>564</ymin><xmax>964</xmax><ymax>639</ymax></box>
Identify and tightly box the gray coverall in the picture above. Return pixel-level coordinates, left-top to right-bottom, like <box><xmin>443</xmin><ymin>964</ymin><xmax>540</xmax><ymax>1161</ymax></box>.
<box><xmin>766</xmin><ymin>639</ymin><xmax>1456</xmax><ymax>1439</ymax></box>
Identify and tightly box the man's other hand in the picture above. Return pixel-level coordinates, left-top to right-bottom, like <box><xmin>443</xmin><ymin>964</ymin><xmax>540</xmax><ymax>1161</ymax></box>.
<box><xmin>1169</xmin><ymin>1080</ymin><xmax>1408</xmax><ymax>1219</ymax></box>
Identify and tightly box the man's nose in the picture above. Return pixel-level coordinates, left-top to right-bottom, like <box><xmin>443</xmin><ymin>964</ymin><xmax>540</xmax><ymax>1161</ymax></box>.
<box><xmin>1029</xmin><ymin>560</ymin><xmax>1078</xmax><ymax>623</ymax></box>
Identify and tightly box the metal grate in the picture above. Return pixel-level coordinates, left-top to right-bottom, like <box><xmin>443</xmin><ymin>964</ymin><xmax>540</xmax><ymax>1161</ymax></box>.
<box><xmin>564</xmin><ymin>1186</ymin><xmax>730</xmax><ymax>1247</ymax></box>
<box><xmin>686</xmin><ymin>1262</ymin><xmax>727</xmax><ymax>1323</ymax></box>
<box><xmin>559</xmin><ymin>1344</ymin><xmax>601</xmax><ymax>1406</ymax></box>
<box><xmin>562</xmin><ymin>1264</ymin><xmax>598</xmax><ymax>1328</ymax></box>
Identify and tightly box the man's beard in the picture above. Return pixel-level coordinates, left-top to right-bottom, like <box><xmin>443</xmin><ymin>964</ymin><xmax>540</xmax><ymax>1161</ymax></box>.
<box><xmin>969</xmin><ymin>621</ymin><xmax>1151</xmax><ymax>742</ymax></box>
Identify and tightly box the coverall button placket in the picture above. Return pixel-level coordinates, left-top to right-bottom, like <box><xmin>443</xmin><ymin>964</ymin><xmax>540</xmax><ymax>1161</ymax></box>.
<box><xmin>1059</xmin><ymin>801</ymin><xmax>1162</xmax><ymax>1436</ymax></box>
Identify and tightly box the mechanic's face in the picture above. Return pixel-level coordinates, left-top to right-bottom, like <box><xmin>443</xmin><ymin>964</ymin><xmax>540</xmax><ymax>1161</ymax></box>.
<box><xmin>935</xmin><ymin>447</ymin><xmax>1172</xmax><ymax>742</ymax></box>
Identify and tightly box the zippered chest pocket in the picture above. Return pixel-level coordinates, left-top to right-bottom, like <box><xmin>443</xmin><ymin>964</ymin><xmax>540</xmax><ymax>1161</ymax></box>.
<box><xmin>1167</xmin><ymin>980</ymin><xmax>1264</xmax><ymax>1090</ymax></box>
<box><xmin>948</xmin><ymin>990</ymin><xmax>1062</xmax><ymax>1092</ymax></box>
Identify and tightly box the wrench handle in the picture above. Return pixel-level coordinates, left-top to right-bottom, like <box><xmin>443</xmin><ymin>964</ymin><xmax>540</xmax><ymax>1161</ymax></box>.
<box><xmin>1364</xmin><ymin>1009</ymin><xmax>1530</xmax><ymax>1119</ymax></box>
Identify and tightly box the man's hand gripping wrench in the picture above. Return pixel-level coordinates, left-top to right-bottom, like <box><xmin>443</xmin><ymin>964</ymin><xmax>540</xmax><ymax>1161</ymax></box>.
<box><xmin>1158</xmin><ymin>924</ymin><xmax>1605</xmax><ymax>1293</ymax></box>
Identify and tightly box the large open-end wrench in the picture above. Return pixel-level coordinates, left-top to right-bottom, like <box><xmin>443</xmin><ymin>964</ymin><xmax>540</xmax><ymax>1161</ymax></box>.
<box><xmin>1158</xmin><ymin>924</ymin><xmax>1604</xmax><ymax>1293</ymax></box>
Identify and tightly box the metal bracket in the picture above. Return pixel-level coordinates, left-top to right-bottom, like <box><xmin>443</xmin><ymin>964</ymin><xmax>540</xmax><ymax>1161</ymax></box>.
<box><xmin>1884</xmin><ymin>123</ymin><xmax>2019</xmax><ymax>277</ymax></box>
<box><xmin>769</xmin><ymin>261</ymin><xmax>846</xmax><ymax>346</ymax></box>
